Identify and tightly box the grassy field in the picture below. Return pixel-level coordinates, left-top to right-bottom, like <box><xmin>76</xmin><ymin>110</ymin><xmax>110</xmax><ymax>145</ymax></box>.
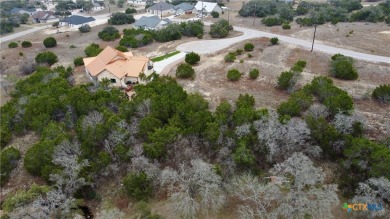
<box><xmin>151</xmin><ymin>51</ymin><xmax>181</xmax><ymax>62</ymax></box>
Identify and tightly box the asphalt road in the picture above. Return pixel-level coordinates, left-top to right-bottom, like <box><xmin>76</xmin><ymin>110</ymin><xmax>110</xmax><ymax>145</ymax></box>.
<box><xmin>0</xmin><ymin>25</ymin><xmax>49</xmax><ymax>44</ymax></box>
<box><xmin>177</xmin><ymin>26</ymin><xmax>390</xmax><ymax>64</ymax></box>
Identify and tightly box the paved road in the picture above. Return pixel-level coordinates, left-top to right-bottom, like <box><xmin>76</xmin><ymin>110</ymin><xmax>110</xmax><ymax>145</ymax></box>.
<box><xmin>153</xmin><ymin>52</ymin><xmax>186</xmax><ymax>74</ymax></box>
<box><xmin>177</xmin><ymin>26</ymin><xmax>390</xmax><ymax>64</ymax></box>
<box><xmin>0</xmin><ymin>26</ymin><xmax>49</xmax><ymax>43</ymax></box>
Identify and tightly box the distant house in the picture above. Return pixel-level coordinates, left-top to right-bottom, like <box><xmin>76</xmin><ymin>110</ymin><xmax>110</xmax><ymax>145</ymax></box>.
<box><xmin>10</xmin><ymin>7</ymin><xmax>37</xmax><ymax>16</ymax></box>
<box><xmin>32</xmin><ymin>11</ymin><xmax>58</xmax><ymax>23</ymax></box>
<box><xmin>174</xmin><ymin>2</ymin><xmax>196</xmax><ymax>15</ymax></box>
<box><xmin>83</xmin><ymin>46</ymin><xmax>153</xmax><ymax>87</ymax></box>
<box><xmin>133</xmin><ymin>15</ymin><xmax>171</xmax><ymax>30</ymax></box>
<box><xmin>128</xmin><ymin>0</ymin><xmax>147</xmax><ymax>5</ymax></box>
<box><xmin>92</xmin><ymin>2</ymin><xmax>104</xmax><ymax>10</ymax></box>
<box><xmin>60</xmin><ymin>15</ymin><xmax>96</xmax><ymax>28</ymax></box>
<box><xmin>194</xmin><ymin>1</ymin><xmax>222</xmax><ymax>16</ymax></box>
<box><xmin>146</xmin><ymin>2</ymin><xmax>174</xmax><ymax>16</ymax></box>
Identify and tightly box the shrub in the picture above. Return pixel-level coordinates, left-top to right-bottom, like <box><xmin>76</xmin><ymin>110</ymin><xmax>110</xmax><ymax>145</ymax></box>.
<box><xmin>21</xmin><ymin>41</ymin><xmax>32</xmax><ymax>48</ymax></box>
<box><xmin>227</xmin><ymin>69</ymin><xmax>241</xmax><ymax>81</ymax></box>
<box><xmin>277</xmin><ymin>90</ymin><xmax>313</xmax><ymax>117</ymax></box>
<box><xmin>372</xmin><ymin>84</ymin><xmax>390</xmax><ymax>104</ymax></box>
<box><xmin>98</xmin><ymin>26</ymin><xmax>120</xmax><ymax>41</ymax></box>
<box><xmin>282</xmin><ymin>23</ymin><xmax>291</xmax><ymax>29</ymax></box>
<box><xmin>262</xmin><ymin>16</ymin><xmax>284</xmax><ymax>26</ymax></box>
<box><xmin>224</xmin><ymin>52</ymin><xmax>236</xmax><ymax>62</ymax></box>
<box><xmin>290</xmin><ymin>60</ymin><xmax>306</xmax><ymax>72</ymax></box>
<box><xmin>324</xmin><ymin>91</ymin><xmax>354</xmax><ymax>114</ymax></box>
<box><xmin>84</xmin><ymin>43</ymin><xmax>103</xmax><ymax>57</ymax></box>
<box><xmin>295</xmin><ymin>60</ymin><xmax>307</xmax><ymax>68</ymax></box>
<box><xmin>0</xmin><ymin>147</ymin><xmax>21</xmax><ymax>186</ymax></box>
<box><xmin>235</xmin><ymin>49</ymin><xmax>243</xmax><ymax>55</ymax></box>
<box><xmin>52</xmin><ymin>21</ymin><xmax>59</xmax><ymax>27</ymax></box>
<box><xmin>211</xmin><ymin>11</ymin><xmax>219</xmax><ymax>18</ymax></box>
<box><xmin>249</xmin><ymin>68</ymin><xmax>260</xmax><ymax>79</ymax></box>
<box><xmin>197</xmin><ymin>33</ymin><xmax>203</xmax><ymax>39</ymax></box>
<box><xmin>123</xmin><ymin>172</ymin><xmax>153</xmax><ymax>201</ymax></box>
<box><xmin>74</xmin><ymin>57</ymin><xmax>84</xmax><ymax>66</ymax></box>
<box><xmin>79</xmin><ymin>24</ymin><xmax>91</xmax><ymax>33</ymax></box>
<box><xmin>244</xmin><ymin>43</ymin><xmax>254</xmax><ymax>51</ymax></box>
<box><xmin>330</xmin><ymin>54</ymin><xmax>358</xmax><ymax>80</ymax></box>
<box><xmin>270</xmin><ymin>37</ymin><xmax>279</xmax><ymax>45</ymax></box>
<box><xmin>125</xmin><ymin>8</ymin><xmax>137</xmax><ymax>14</ymax></box>
<box><xmin>350</xmin><ymin>6</ymin><xmax>384</xmax><ymax>23</ymax></box>
<box><xmin>8</xmin><ymin>42</ymin><xmax>18</xmax><ymax>48</ymax></box>
<box><xmin>176</xmin><ymin>63</ymin><xmax>195</xmax><ymax>79</ymax></box>
<box><xmin>2</xmin><ymin>184</ymin><xmax>50</xmax><ymax>212</ymax></box>
<box><xmin>115</xmin><ymin>45</ymin><xmax>129</xmax><ymax>52</ymax></box>
<box><xmin>43</xmin><ymin>37</ymin><xmax>57</xmax><ymax>48</ymax></box>
<box><xmin>19</xmin><ymin>52</ymin><xmax>23</xmax><ymax>56</ymax></box>
<box><xmin>185</xmin><ymin>52</ymin><xmax>200</xmax><ymax>65</ymax></box>
<box><xmin>386</xmin><ymin>16</ymin><xmax>390</xmax><ymax>24</ymax></box>
<box><xmin>154</xmin><ymin>24</ymin><xmax>182</xmax><ymax>42</ymax></box>
<box><xmin>35</xmin><ymin>51</ymin><xmax>58</xmax><ymax>66</ymax></box>
<box><xmin>277</xmin><ymin>71</ymin><xmax>294</xmax><ymax>90</ymax></box>
<box><xmin>108</xmin><ymin>12</ymin><xmax>135</xmax><ymax>25</ymax></box>
<box><xmin>19</xmin><ymin>61</ymin><xmax>37</xmax><ymax>75</ymax></box>
<box><xmin>70</xmin><ymin>45</ymin><xmax>76</xmax><ymax>49</ymax></box>
<box><xmin>209</xmin><ymin>19</ymin><xmax>232</xmax><ymax>38</ymax></box>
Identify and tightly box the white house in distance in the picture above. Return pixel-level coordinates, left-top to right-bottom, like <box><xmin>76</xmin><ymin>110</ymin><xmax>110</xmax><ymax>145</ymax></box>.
<box><xmin>128</xmin><ymin>0</ymin><xmax>147</xmax><ymax>6</ymax></box>
<box><xmin>133</xmin><ymin>16</ymin><xmax>171</xmax><ymax>30</ymax></box>
<box><xmin>146</xmin><ymin>2</ymin><xmax>175</xmax><ymax>16</ymax></box>
<box><xmin>83</xmin><ymin>46</ymin><xmax>153</xmax><ymax>87</ymax></box>
<box><xmin>194</xmin><ymin>1</ymin><xmax>222</xmax><ymax>16</ymax></box>
<box><xmin>174</xmin><ymin>2</ymin><xmax>196</xmax><ymax>15</ymax></box>
<box><xmin>10</xmin><ymin>7</ymin><xmax>37</xmax><ymax>16</ymax></box>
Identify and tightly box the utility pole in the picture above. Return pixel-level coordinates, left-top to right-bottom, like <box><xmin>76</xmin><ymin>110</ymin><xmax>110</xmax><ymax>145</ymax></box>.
<box><xmin>311</xmin><ymin>23</ymin><xmax>317</xmax><ymax>52</ymax></box>
<box><xmin>252</xmin><ymin>3</ymin><xmax>257</xmax><ymax>26</ymax></box>
<box><xmin>160</xmin><ymin>5</ymin><xmax>162</xmax><ymax>19</ymax></box>
<box><xmin>201</xmin><ymin>1</ymin><xmax>203</xmax><ymax>18</ymax></box>
<box><xmin>227</xmin><ymin>7</ymin><xmax>230</xmax><ymax>25</ymax></box>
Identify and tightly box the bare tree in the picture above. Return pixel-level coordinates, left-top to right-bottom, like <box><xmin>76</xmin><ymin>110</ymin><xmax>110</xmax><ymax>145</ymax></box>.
<box><xmin>160</xmin><ymin>159</ymin><xmax>226</xmax><ymax>218</ymax></box>
<box><xmin>332</xmin><ymin>112</ymin><xmax>366</xmax><ymax>135</ymax></box>
<box><xmin>136</xmin><ymin>99</ymin><xmax>151</xmax><ymax>118</ymax></box>
<box><xmin>233</xmin><ymin>153</ymin><xmax>339</xmax><ymax>219</ymax></box>
<box><xmin>352</xmin><ymin>177</ymin><xmax>390</xmax><ymax>217</ymax></box>
<box><xmin>82</xmin><ymin>111</ymin><xmax>104</xmax><ymax>131</ymax></box>
<box><xmin>231</xmin><ymin>173</ymin><xmax>282</xmax><ymax>219</ymax></box>
<box><xmin>9</xmin><ymin>190</ymin><xmax>76</xmax><ymax>219</ymax></box>
<box><xmin>19</xmin><ymin>60</ymin><xmax>37</xmax><ymax>75</ymax></box>
<box><xmin>304</xmin><ymin>104</ymin><xmax>329</xmax><ymax>119</ymax></box>
<box><xmin>50</xmin><ymin>140</ymin><xmax>89</xmax><ymax>197</ymax></box>
<box><xmin>253</xmin><ymin>111</ymin><xmax>321</xmax><ymax>162</ymax></box>
<box><xmin>96</xmin><ymin>208</ymin><xmax>125</xmax><ymax>219</ymax></box>
<box><xmin>235</xmin><ymin>123</ymin><xmax>251</xmax><ymax>139</ymax></box>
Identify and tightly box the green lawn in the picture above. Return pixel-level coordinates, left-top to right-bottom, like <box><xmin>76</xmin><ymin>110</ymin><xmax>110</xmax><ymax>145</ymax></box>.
<box><xmin>151</xmin><ymin>51</ymin><xmax>181</xmax><ymax>62</ymax></box>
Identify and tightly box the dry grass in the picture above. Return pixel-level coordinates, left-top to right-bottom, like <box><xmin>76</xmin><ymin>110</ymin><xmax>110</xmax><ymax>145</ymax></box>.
<box><xmin>0</xmin><ymin>132</ymin><xmax>44</xmax><ymax>203</ymax></box>
<box><xmin>168</xmin><ymin>38</ymin><xmax>390</xmax><ymax>138</ymax></box>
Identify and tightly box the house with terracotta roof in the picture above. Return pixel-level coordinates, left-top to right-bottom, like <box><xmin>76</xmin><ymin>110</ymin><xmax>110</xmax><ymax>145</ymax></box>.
<box><xmin>83</xmin><ymin>46</ymin><xmax>153</xmax><ymax>87</ymax></box>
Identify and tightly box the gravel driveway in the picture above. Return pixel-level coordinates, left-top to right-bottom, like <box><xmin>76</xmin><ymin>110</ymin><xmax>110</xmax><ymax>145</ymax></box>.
<box><xmin>177</xmin><ymin>26</ymin><xmax>390</xmax><ymax>64</ymax></box>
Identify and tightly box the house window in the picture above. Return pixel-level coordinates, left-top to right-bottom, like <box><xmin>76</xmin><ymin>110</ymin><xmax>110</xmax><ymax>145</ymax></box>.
<box><xmin>110</xmin><ymin>78</ymin><xmax>116</xmax><ymax>83</ymax></box>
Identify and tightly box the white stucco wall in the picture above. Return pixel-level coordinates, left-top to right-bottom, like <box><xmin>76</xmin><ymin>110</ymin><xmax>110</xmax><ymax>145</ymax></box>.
<box><xmin>97</xmin><ymin>70</ymin><xmax>124</xmax><ymax>87</ymax></box>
